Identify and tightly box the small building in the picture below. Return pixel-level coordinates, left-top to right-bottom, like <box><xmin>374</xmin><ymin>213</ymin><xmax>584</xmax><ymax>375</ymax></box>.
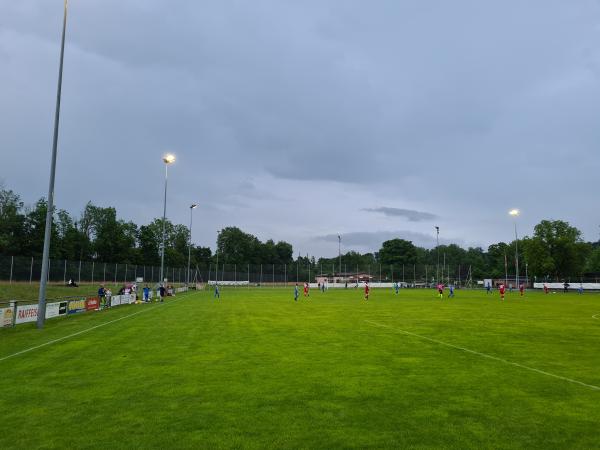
<box><xmin>315</xmin><ymin>272</ymin><xmax>373</xmax><ymax>284</ymax></box>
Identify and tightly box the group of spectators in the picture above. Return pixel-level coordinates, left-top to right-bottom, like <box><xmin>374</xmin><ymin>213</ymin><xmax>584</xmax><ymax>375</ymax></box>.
<box><xmin>97</xmin><ymin>283</ymin><xmax>173</xmax><ymax>308</ymax></box>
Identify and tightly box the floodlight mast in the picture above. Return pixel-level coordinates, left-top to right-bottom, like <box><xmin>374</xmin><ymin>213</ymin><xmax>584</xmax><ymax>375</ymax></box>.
<box><xmin>159</xmin><ymin>154</ymin><xmax>176</xmax><ymax>287</ymax></box>
<box><xmin>435</xmin><ymin>226</ymin><xmax>440</xmax><ymax>285</ymax></box>
<box><xmin>37</xmin><ymin>0</ymin><xmax>69</xmax><ymax>329</ymax></box>
<box><xmin>509</xmin><ymin>209</ymin><xmax>520</xmax><ymax>289</ymax></box>
<box><xmin>187</xmin><ymin>204</ymin><xmax>198</xmax><ymax>285</ymax></box>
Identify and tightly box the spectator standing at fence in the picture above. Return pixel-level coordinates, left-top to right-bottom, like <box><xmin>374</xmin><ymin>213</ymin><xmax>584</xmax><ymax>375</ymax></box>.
<box><xmin>105</xmin><ymin>288</ymin><xmax>112</xmax><ymax>308</ymax></box>
<box><xmin>143</xmin><ymin>285</ymin><xmax>150</xmax><ymax>302</ymax></box>
<box><xmin>98</xmin><ymin>285</ymin><xmax>106</xmax><ymax>308</ymax></box>
<box><xmin>158</xmin><ymin>284</ymin><xmax>166</xmax><ymax>302</ymax></box>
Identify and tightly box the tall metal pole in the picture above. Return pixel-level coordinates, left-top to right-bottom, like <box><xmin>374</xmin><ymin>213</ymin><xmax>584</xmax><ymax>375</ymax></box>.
<box><xmin>37</xmin><ymin>0</ymin><xmax>69</xmax><ymax>329</ymax></box>
<box><xmin>159</xmin><ymin>154</ymin><xmax>175</xmax><ymax>285</ymax></box>
<box><xmin>338</xmin><ymin>235</ymin><xmax>341</xmax><ymax>277</ymax></box>
<box><xmin>187</xmin><ymin>204</ymin><xmax>197</xmax><ymax>285</ymax></box>
<box><xmin>435</xmin><ymin>226</ymin><xmax>440</xmax><ymax>285</ymax></box>
<box><xmin>159</xmin><ymin>164</ymin><xmax>168</xmax><ymax>284</ymax></box>
<box><xmin>514</xmin><ymin>221</ymin><xmax>519</xmax><ymax>288</ymax></box>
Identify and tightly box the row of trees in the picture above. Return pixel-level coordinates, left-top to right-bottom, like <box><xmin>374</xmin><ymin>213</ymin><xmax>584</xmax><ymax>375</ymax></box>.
<box><xmin>315</xmin><ymin>220</ymin><xmax>600</xmax><ymax>280</ymax></box>
<box><xmin>1</xmin><ymin>184</ymin><xmax>599</xmax><ymax>279</ymax></box>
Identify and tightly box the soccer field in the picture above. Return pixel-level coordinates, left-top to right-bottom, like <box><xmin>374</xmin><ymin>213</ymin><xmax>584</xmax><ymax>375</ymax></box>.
<box><xmin>1</xmin><ymin>288</ymin><xmax>599</xmax><ymax>449</ymax></box>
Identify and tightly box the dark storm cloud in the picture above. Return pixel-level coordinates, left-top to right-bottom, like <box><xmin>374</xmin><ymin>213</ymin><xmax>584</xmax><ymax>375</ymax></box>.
<box><xmin>363</xmin><ymin>207</ymin><xmax>437</xmax><ymax>222</ymax></box>
<box><xmin>2</xmin><ymin>1</ymin><xmax>600</xmax><ymax>257</ymax></box>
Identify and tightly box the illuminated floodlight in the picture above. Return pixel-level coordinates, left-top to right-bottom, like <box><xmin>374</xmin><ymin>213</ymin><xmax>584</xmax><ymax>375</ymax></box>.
<box><xmin>163</xmin><ymin>153</ymin><xmax>176</xmax><ymax>164</ymax></box>
<box><xmin>509</xmin><ymin>209</ymin><xmax>520</xmax><ymax>217</ymax></box>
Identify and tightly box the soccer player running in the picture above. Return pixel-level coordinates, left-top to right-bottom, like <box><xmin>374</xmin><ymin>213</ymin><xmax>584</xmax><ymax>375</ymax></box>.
<box><xmin>499</xmin><ymin>283</ymin><xmax>506</xmax><ymax>301</ymax></box>
<box><xmin>394</xmin><ymin>281</ymin><xmax>399</xmax><ymax>295</ymax></box>
<box><xmin>214</xmin><ymin>283</ymin><xmax>220</xmax><ymax>299</ymax></box>
<box><xmin>303</xmin><ymin>282</ymin><xmax>309</xmax><ymax>298</ymax></box>
<box><xmin>437</xmin><ymin>283</ymin><xmax>444</xmax><ymax>299</ymax></box>
<box><xmin>448</xmin><ymin>284</ymin><xmax>455</xmax><ymax>298</ymax></box>
<box><xmin>364</xmin><ymin>281</ymin><xmax>370</xmax><ymax>301</ymax></box>
<box><xmin>158</xmin><ymin>284</ymin><xmax>166</xmax><ymax>302</ymax></box>
<box><xmin>519</xmin><ymin>283</ymin><xmax>525</xmax><ymax>297</ymax></box>
<box><xmin>294</xmin><ymin>283</ymin><xmax>299</xmax><ymax>301</ymax></box>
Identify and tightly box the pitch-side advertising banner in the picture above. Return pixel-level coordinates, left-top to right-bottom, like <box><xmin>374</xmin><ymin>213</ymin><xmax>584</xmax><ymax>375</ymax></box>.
<box><xmin>0</xmin><ymin>307</ymin><xmax>14</xmax><ymax>327</ymax></box>
<box><xmin>16</xmin><ymin>304</ymin><xmax>39</xmax><ymax>324</ymax></box>
<box><xmin>68</xmin><ymin>298</ymin><xmax>86</xmax><ymax>314</ymax></box>
<box><xmin>86</xmin><ymin>297</ymin><xmax>99</xmax><ymax>311</ymax></box>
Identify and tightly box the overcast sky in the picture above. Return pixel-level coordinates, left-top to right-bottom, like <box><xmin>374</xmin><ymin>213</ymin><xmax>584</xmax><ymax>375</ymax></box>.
<box><xmin>2</xmin><ymin>1</ymin><xmax>600</xmax><ymax>257</ymax></box>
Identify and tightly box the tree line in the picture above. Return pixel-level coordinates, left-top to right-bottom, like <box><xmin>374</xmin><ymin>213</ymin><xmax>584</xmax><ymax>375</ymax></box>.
<box><xmin>1</xmin><ymin>184</ymin><xmax>599</xmax><ymax>280</ymax></box>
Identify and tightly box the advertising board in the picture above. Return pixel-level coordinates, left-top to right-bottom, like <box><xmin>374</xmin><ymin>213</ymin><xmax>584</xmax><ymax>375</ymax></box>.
<box><xmin>68</xmin><ymin>298</ymin><xmax>87</xmax><ymax>314</ymax></box>
<box><xmin>16</xmin><ymin>304</ymin><xmax>39</xmax><ymax>324</ymax></box>
<box><xmin>45</xmin><ymin>301</ymin><xmax>68</xmax><ymax>319</ymax></box>
<box><xmin>86</xmin><ymin>297</ymin><xmax>99</xmax><ymax>311</ymax></box>
<box><xmin>0</xmin><ymin>307</ymin><xmax>14</xmax><ymax>328</ymax></box>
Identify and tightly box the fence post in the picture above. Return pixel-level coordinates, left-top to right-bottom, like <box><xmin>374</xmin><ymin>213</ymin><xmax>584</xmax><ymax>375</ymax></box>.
<box><xmin>260</xmin><ymin>264</ymin><xmax>263</xmax><ymax>286</ymax></box>
<box><xmin>284</xmin><ymin>264</ymin><xmax>287</xmax><ymax>287</ymax></box>
<box><xmin>143</xmin><ymin>266</ymin><xmax>146</xmax><ymax>282</ymax></box>
<box><xmin>272</xmin><ymin>264</ymin><xmax>275</xmax><ymax>288</ymax></box>
<box><xmin>63</xmin><ymin>259</ymin><xmax>67</xmax><ymax>284</ymax></box>
<box><xmin>9</xmin><ymin>256</ymin><xmax>13</xmax><ymax>284</ymax></box>
<box><xmin>247</xmin><ymin>264</ymin><xmax>250</xmax><ymax>289</ymax></box>
<box><xmin>91</xmin><ymin>261</ymin><xmax>95</xmax><ymax>284</ymax></box>
<box><xmin>10</xmin><ymin>301</ymin><xmax>18</xmax><ymax>327</ymax></box>
<box><xmin>29</xmin><ymin>257</ymin><xmax>34</xmax><ymax>284</ymax></box>
<box><xmin>234</xmin><ymin>264</ymin><xmax>237</xmax><ymax>288</ymax></box>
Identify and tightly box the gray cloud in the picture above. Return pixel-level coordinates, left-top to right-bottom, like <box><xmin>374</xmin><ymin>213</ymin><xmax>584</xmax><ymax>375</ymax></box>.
<box><xmin>363</xmin><ymin>207</ymin><xmax>437</xmax><ymax>222</ymax></box>
<box><xmin>1</xmin><ymin>1</ymin><xmax>600</xmax><ymax>258</ymax></box>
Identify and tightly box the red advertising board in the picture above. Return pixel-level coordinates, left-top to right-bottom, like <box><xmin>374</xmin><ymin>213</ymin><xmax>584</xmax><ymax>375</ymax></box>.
<box><xmin>86</xmin><ymin>297</ymin><xmax>99</xmax><ymax>311</ymax></box>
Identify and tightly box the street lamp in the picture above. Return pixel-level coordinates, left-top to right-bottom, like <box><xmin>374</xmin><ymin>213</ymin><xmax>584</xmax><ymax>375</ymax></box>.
<box><xmin>509</xmin><ymin>209</ymin><xmax>520</xmax><ymax>289</ymax></box>
<box><xmin>159</xmin><ymin>153</ymin><xmax>176</xmax><ymax>286</ymax></box>
<box><xmin>187</xmin><ymin>204</ymin><xmax>198</xmax><ymax>286</ymax></box>
<box><xmin>37</xmin><ymin>0</ymin><xmax>69</xmax><ymax>329</ymax></box>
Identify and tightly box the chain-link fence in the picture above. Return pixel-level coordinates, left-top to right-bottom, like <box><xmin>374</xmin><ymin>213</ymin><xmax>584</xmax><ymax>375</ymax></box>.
<box><xmin>0</xmin><ymin>254</ymin><xmax>192</xmax><ymax>285</ymax></box>
<box><xmin>2</xmin><ymin>254</ymin><xmax>598</xmax><ymax>287</ymax></box>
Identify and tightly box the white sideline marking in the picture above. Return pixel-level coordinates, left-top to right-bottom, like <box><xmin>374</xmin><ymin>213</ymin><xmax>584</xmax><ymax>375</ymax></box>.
<box><xmin>0</xmin><ymin>296</ymin><xmax>188</xmax><ymax>363</ymax></box>
<box><xmin>593</xmin><ymin>314</ymin><xmax>599</xmax><ymax>320</ymax></box>
<box><xmin>365</xmin><ymin>320</ymin><xmax>600</xmax><ymax>392</ymax></box>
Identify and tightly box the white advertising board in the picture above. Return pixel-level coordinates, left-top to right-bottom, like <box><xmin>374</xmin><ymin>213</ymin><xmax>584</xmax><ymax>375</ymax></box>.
<box><xmin>16</xmin><ymin>304</ymin><xmax>39</xmax><ymax>324</ymax></box>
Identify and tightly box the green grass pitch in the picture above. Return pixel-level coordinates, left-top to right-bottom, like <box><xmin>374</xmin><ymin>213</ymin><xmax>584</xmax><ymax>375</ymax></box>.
<box><xmin>1</xmin><ymin>287</ymin><xmax>599</xmax><ymax>449</ymax></box>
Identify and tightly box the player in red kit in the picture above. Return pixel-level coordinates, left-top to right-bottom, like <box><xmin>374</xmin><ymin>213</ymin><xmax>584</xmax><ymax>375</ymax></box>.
<box><xmin>519</xmin><ymin>283</ymin><xmax>524</xmax><ymax>297</ymax></box>
<box><xmin>303</xmin><ymin>282</ymin><xmax>309</xmax><ymax>297</ymax></box>
<box><xmin>499</xmin><ymin>283</ymin><xmax>506</xmax><ymax>301</ymax></box>
<box><xmin>437</xmin><ymin>283</ymin><xmax>444</xmax><ymax>299</ymax></box>
<box><xmin>364</xmin><ymin>282</ymin><xmax>370</xmax><ymax>301</ymax></box>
